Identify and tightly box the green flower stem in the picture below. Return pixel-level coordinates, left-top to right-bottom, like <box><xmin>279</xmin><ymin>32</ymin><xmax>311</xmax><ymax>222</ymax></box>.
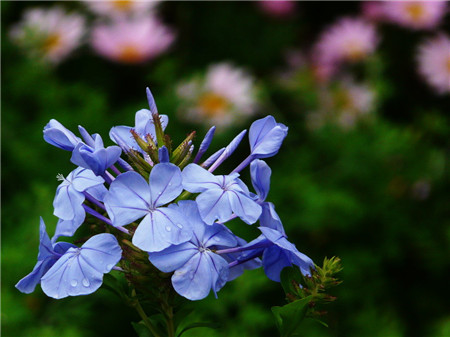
<box><xmin>132</xmin><ymin>289</ymin><xmax>162</xmax><ymax>337</ymax></box>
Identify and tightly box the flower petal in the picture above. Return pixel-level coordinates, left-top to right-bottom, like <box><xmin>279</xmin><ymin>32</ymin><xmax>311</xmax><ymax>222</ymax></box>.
<box><xmin>149</xmin><ymin>163</ymin><xmax>183</xmax><ymax>207</ymax></box>
<box><xmin>182</xmin><ymin>164</ymin><xmax>222</xmax><ymax>193</ymax></box>
<box><xmin>196</xmin><ymin>189</ymin><xmax>233</xmax><ymax>225</ymax></box>
<box><xmin>250</xmin><ymin>159</ymin><xmax>271</xmax><ymax>201</ymax></box>
<box><xmin>228</xmin><ymin>190</ymin><xmax>262</xmax><ymax>225</ymax></box>
<box><xmin>104</xmin><ymin>171</ymin><xmax>150</xmax><ymax>227</ymax></box>
<box><xmin>148</xmin><ymin>241</ymin><xmax>198</xmax><ymax>273</ymax></box>
<box><xmin>249</xmin><ymin>116</ymin><xmax>288</xmax><ymax>158</ymax></box>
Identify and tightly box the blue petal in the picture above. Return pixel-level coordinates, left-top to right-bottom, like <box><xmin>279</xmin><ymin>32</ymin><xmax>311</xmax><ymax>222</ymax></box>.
<box><xmin>149</xmin><ymin>163</ymin><xmax>183</xmax><ymax>207</ymax></box>
<box><xmin>132</xmin><ymin>208</ymin><xmax>191</xmax><ymax>252</ymax></box>
<box><xmin>37</xmin><ymin>217</ymin><xmax>54</xmax><ymax>260</ymax></box>
<box><xmin>109</xmin><ymin>126</ymin><xmax>138</xmax><ymax>151</ymax></box>
<box><xmin>228</xmin><ymin>190</ymin><xmax>262</xmax><ymax>225</ymax></box>
<box><xmin>135</xmin><ymin>109</ymin><xmax>169</xmax><ymax>138</ymax></box>
<box><xmin>249</xmin><ymin>116</ymin><xmax>288</xmax><ymax>158</ymax></box>
<box><xmin>158</xmin><ymin>146</ymin><xmax>170</xmax><ymax>163</ymax></box>
<box><xmin>171</xmin><ymin>252</ymin><xmax>226</xmax><ymax>301</ymax></box>
<box><xmin>78</xmin><ymin>126</ymin><xmax>95</xmax><ymax>147</ymax></box>
<box><xmin>40</xmin><ymin>234</ymin><xmax>122</xmax><ymax>299</ymax></box>
<box><xmin>193</xmin><ymin>126</ymin><xmax>216</xmax><ymax>163</ymax></box>
<box><xmin>52</xmin><ymin>207</ymin><xmax>86</xmax><ymax>240</ymax></box>
<box><xmin>148</xmin><ymin>241</ymin><xmax>198</xmax><ymax>273</ymax></box>
<box><xmin>104</xmin><ymin>172</ymin><xmax>150</xmax><ymax>227</ymax></box>
<box><xmin>196</xmin><ymin>189</ymin><xmax>233</xmax><ymax>225</ymax></box>
<box><xmin>53</xmin><ymin>184</ymin><xmax>84</xmax><ymax>221</ymax></box>
<box><xmin>202</xmin><ymin>223</ymin><xmax>237</xmax><ymax>248</ymax></box>
<box><xmin>259</xmin><ymin>202</ymin><xmax>286</xmax><ymax>235</ymax></box>
<box><xmin>43</xmin><ymin>119</ymin><xmax>81</xmax><ymax>151</ymax></box>
<box><xmin>201</xmin><ymin>147</ymin><xmax>225</xmax><ymax>168</ymax></box>
<box><xmin>250</xmin><ymin>159</ymin><xmax>271</xmax><ymax>201</ymax></box>
<box><xmin>182</xmin><ymin>164</ymin><xmax>222</xmax><ymax>193</ymax></box>
<box><xmin>71</xmin><ymin>168</ymin><xmax>105</xmax><ymax>192</ymax></box>
<box><xmin>16</xmin><ymin>258</ymin><xmax>57</xmax><ymax>294</ymax></box>
<box><xmin>262</xmin><ymin>246</ymin><xmax>292</xmax><ymax>282</ymax></box>
<box><xmin>85</xmin><ymin>184</ymin><xmax>108</xmax><ymax>202</ymax></box>
<box><xmin>146</xmin><ymin>87</ymin><xmax>159</xmax><ymax>114</ymax></box>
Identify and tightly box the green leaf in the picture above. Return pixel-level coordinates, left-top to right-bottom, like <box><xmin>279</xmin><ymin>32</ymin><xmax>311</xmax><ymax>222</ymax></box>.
<box><xmin>272</xmin><ymin>297</ymin><xmax>311</xmax><ymax>337</ymax></box>
<box><xmin>176</xmin><ymin>322</ymin><xmax>220</xmax><ymax>337</ymax></box>
<box><xmin>280</xmin><ymin>266</ymin><xmax>304</xmax><ymax>296</ymax></box>
<box><xmin>131</xmin><ymin>321</ymin><xmax>154</xmax><ymax>337</ymax></box>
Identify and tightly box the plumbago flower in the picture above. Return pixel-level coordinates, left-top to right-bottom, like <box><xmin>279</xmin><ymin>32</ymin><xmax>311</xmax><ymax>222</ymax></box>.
<box><xmin>18</xmin><ymin>87</ymin><xmax>338</xmax><ymax>336</ymax></box>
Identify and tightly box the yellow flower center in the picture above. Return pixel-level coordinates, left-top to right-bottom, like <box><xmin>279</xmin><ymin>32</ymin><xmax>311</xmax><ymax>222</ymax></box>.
<box><xmin>41</xmin><ymin>33</ymin><xmax>61</xmax><ymax>53</ymax></box>
<box><xmin>112</xmin><ymin>0</ymin><xmax>133</xmax><ymax>11</ymax></box>
<box><xmin>198</xmin><ymin>92</ymin><xmax>229</xmax><ymax>117</ymax></box>
<box><xmin>117</xmin><ymin>45</ymin><xmax>144</xmax><ymax>63</ymax></box>
<box><xmin>345</xmin><ymin>42</ymin><xmax>365</xmax><ymax>62</ymax></box>
<box><xmin>405</xmin><ymin>3</ymin><xmax>425</xmax><ymax>21</ymax></box>
<box><xmin>334</xmin><ymin>89</ymin><xmax>354</xmax><ymax>111</ymax></box>
<box><xmin>446</xmin><ymin>56</ymin><xmax>450</xmax><ymax>73</ymax></box>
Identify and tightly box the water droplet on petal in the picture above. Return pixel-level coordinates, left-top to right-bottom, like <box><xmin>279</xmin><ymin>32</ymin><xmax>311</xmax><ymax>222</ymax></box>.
<box><xmin>70</xmin><ymin>280</ymin><xmax>78</xmax><ymax>287</ymax></box>
<box><xmin>176</xmin><ymin>223</ymin><xmax>183</xmax><ymax>229</ymax></box>
<box><xmin>158</xmin><ymin>192</ymin><xmax>162</xmax><ymax>195</ymax></box>
<box><xmin>214</xmin><ymin>236</ymin><xmax>221</xmax><ymax>241</ymax></box>
<box><xmin>165</xmin><ymin>226</ymin><xmax>172</xmax><ymax>232</ymax></box>
<box><xmin>82</xmin><ymin>278</ymin><xmax>90</xmax><ymax>287</ymax></box>
<box><xmin>106</xmin><ymin>264</ymin><xmax>113</xmax><ymax>270</ymax></box>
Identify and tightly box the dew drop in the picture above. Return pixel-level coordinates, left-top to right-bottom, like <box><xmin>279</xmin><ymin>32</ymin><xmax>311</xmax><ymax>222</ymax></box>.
<box><xmin>70</xmin><ymin>280</ymin><xmax>78</xmax><ymax>287</ymax></box>
<box><xmin>176</xmin><ymin>223</ymin><xmax>183</xmax><ymax>229</ymax></box>
<box><xmin>214</xmin><ymin>236</ymin><xmax>221</xmax><ymax>242</ymax></box>
<box><xmin>165</xmin><ymin>226</ymin><xmax>172</xmax><ymax>232</ymax></box>
<box><xmin>106</xmin><ymin>264</ymin><xmax>113</xmax><ymax>270</ymax></box>
<box><xmin>82</xmin><ymin>278</ymin><xmax>90</xmax><ymax>287</ymax></box>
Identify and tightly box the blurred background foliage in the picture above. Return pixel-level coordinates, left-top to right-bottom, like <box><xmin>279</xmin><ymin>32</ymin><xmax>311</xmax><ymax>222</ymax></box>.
<box><xmin>2</xmin><ymin>1</ymin><xmax>449</xmax><ymax>337</ymax></box>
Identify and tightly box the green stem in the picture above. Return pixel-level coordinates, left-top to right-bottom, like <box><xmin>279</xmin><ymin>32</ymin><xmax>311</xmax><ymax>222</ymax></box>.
<box><xmin>166</xmin><ymin>305</ymin><xmax>175</xmax><ymax>337</ymax></box>
<box><xmin>132</xmin><ymin>289</ymin><xmax>162</xmax><ymax>337</ymax></box>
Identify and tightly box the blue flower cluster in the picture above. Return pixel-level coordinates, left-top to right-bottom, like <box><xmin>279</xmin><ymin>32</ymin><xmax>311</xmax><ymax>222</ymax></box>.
<box><xmin>17</xmin><ymin>88</ymin><xmax>314</xmax><ymax>301</ymax></box>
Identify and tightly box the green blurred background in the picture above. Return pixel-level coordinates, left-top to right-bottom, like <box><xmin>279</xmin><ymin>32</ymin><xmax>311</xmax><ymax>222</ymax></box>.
<box><xmin>2</xmin><ymin>1</ymin><xmax>449</xmax><ymax>337</ymax></box>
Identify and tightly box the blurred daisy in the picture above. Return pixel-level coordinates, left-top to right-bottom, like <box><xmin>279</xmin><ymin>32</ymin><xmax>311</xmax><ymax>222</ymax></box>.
<box><xmin>91</xmin><ymin>16</ymin><xmax>174</xmax><ymax>64</ymax></box>
<box><xmin>417</xmin><ymin>34</ymin><xmax>450</xmax><ymax>94</ymax></box>
<box><xmin>257</xmin><ymin>1</ymin><xmax>297</xmax><ymax>18</ymax></box>
<box><xmin>307</xmin><ymin>78</ymin><xmax>375</xmax><ymax>130</ymax></box>
<box><xmin>313</xmin><ymin>17</ymin><xmax>379</xmax><ymax>66</ymax></box>
<box><xmin>9</xmin><ymin>7</ymin><xmax>85</xmax><ymax>64</ymax></box>
<box><xmin>82</xmin><ymin>0</ymin><xmax>158</xmax><ymax>18</ymax></box>
<box><xmin>383</xmin><ymin>1</ymin><xmax>447</xmax><ymax>30</ymax></box>
<box><xmin>177</xmin><ymin>63</ymin><xmax>259</xmax><ymax>129</ymax></box>
<box><xmin>361</xmin><ymin>1</ymin><xmax>387</xmax><ymax>22</ymax></box>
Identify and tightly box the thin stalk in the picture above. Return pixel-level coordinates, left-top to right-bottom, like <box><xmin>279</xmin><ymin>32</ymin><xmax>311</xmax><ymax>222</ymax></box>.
<box><xmin>82</xmin><ymin>204</ymin><xmax>129</xmax><ymax>235</ymax></box>
<box><xmin>132</xmin><ymin>289</ymin><xmax>162</xmax><ymax>337</ymax></box>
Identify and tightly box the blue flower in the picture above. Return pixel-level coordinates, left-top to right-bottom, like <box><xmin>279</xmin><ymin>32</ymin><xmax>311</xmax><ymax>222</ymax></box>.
<box><xmin>43</xmin><ymin>119</ymin><xmax>82</xmax><ymax>151</ymax></box>
<box><xmin>71</xmin><ymin>134</ymin><xmax>121</xmax><ymax>176</ymax></box>
<box><xmin>52</xmin><ymin>168</ymin><xmax>106</xmax><ymax>240</ymax></box>
<box><xmin>249</xmin><ymin>227</ymin><xmax>314</xmax><ymax>282</ymax></box>
<box><xmin>104</xmin><ymin>163</ymin><xmax>192</xmax><ymax>252</ymax></box>
<box><xmin>40</xmin><ymin>233</ymin><xmax>122</xmax><ymax>299</ymax></box>
<box><xmin>109</xmin><ymin>110</ymin><xmax>169</xmax><ymax>152</ymax></box>
<box><xmin>148</xmin><ymin>201</ymin><xmax>237</xmax><ymax>300</ymax></box>
<box><xmin>16</xmin><ymin>218</ymin><xmax>76</xmax><ymax>294</ymax></box>
<box><xmin>182</xmin><ymin>163</ymin><xmax>262</xmax><ymax>225</ymax></box>
<box><xmin>249</xmin><ymin>116</ymin><xmax>288</xmax><ymax>159</ymax></box>
<box><xmin>250</xmin><ymin>159</ymin><xmax>285</xmax><ymax>234</ymax></box>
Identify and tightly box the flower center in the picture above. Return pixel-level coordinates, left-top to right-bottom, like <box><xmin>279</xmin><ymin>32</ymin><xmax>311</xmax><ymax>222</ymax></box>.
<box><xmin>446</xmin><ymin>56</ymin><xmax>450</xmax><ymax>73</ymax></box>
<box><xmin>405</xmin><ymin>3</ymin><xmax>425</xmax><ymax>21</ymax></box>
<box><xmin>118</xmin><ymin>45</ymin><xmax>144</xmax><ymax>63</ymax></box>
<box><xmin>41</xmin><ymin>33</ymin><xmax>61</xmax><ymax>53</ymax></box>
<box><xmin>112</xmin><ymin>0</ymin><xmax>133</xmax><ymax>11</ymax></box>
<box><xmin>345</xmin><ymin>42</ymin><xmax>365</xmax><ymax>61</ymax></box>
<box><xmin>198</xmin><ymin>92</ymin><xmax>229</xmax><ymax>117</ymax></box>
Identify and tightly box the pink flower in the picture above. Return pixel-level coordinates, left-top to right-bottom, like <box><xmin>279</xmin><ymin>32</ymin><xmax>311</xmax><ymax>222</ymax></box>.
<box><xmin>382</xmin><ymin>1</ymin><xmax>447</xmax><ymax>30</ymax></box>
<box><xmin>417</xmin><ymin>34</ymin><xmax>450</xmax><ymax>94</ymax></box>
<box><xmin>361</xmin><ymin>1</ymin><xmax>387</xmax><ymax>22</ymax></box>
<box><xmin>177</xmin><ymin>63</ymin><xmax>259</xmax><ymax>129</ymax></box>
<box><xmin>82</xmin><ymin>0</ymin><xmax>159</xmax><ymax>18</ymax></box>
<box><xmin>9</xmin><ymin>7</ymin><xmax>85</xmax><ymax>64</ymax></box>
<box><xmin>313</xmin><ymin>17</ymin><xmax>379</xmax><ymax>66</ymax></box>
<box><xmin>257</xmin><ymin>1</ymin><xmax>297</xmax><ymax>18</ymax></box>
<box><xmin>91</xmin><ymin>16</ymin><xmax>174</xmax><ymax>64</ymax></box>
<box><xmin>307</xmin><ymin>78</ymin><xmax>375</xmax><ymax>130</ymax></box>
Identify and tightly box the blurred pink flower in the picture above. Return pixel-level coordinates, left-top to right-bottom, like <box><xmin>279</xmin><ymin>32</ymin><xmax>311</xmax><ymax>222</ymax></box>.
<box><xmin>313</xmin><ymin>17</ymin><xmax>379</xmax><ymax>66</ymax></box>
<box><xmin>417</xmin><ymin>34</ymin><xmax>450</xmax><ymax>94</ymax></box>
<box><xmin>82</xmin><ymin>0</ymin><xmax>159</xmax><ymax>18</ymax></box>
<box><xmin>382</xmin><ymin>1</ymin><xmax>447</xmax><ymax>30</ymax></box>
<box><xmin>361</xmin><ymin>1</ymin><xmax>387</xmax><ymax>22</ymax></box>
<box><xmin>257</xmin><ymin>1</ymin><xmax>297</xmax><ymax>18</ymax></box>
<box><xmin>177</xmin><ymin>63</ymin><xmax>259</xmax><ymax>129</ymax></box>
<box><xmin>91</xmin><ymin>16</ymin><xmax>174</xmax><ymax>64</ymax></box>
<box><xmin>9</xmin><ymin>7</ymin><xmax>85</xmax><ymax>64</ymax></box>
<box><xmin>307</xmin><ymin>78</ymin><xmax>375</xmax><ymax>130</ymax></box>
